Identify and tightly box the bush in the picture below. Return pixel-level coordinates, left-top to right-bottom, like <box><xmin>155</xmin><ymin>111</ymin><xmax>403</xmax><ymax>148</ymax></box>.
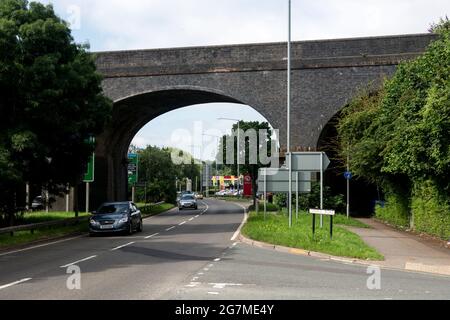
<box><xmin>411</xmin><ymin>180</ymin><xmax>450</xmax><ymax>240</ymax></box>
<box><xmin>375</xmin><ymin>192</ymin><xmax>410</xmax><ymax>228</ymax></box>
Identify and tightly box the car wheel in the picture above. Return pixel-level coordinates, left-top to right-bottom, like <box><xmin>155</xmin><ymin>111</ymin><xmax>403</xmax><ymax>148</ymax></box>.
<box><xmin>137</xmin><ymin>220</ymin><xmax>143</xmax><ymax>232</ymax></box>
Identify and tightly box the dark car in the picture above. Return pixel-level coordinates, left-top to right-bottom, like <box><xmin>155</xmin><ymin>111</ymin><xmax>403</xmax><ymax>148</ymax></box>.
<box><xmin>178</xmin><ymin>194</ymin><xmax>198</xmax><ymax>210</ymax></box>
<box><xmin>31</xmin><ymin>196</ymin><xmax>45</xmax><ymax>211</ymax></box>
<box><xmin>89</xmin><ymin>202</ymin><xmax>143</xmax><ymax>236</ymax></box>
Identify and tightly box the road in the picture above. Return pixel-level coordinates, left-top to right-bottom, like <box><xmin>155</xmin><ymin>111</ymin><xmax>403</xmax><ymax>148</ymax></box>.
<box><xmin>0</xmin><ymin>199</ymin><xmax>449</xmax><ymax>300</ymax></box>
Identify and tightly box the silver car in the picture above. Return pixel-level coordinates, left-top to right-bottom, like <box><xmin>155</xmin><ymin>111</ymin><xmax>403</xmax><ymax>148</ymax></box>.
<box><xmin>178</xmin><ymin>194</ymin><xmax>198</xmax><ymax>210</ymax></box>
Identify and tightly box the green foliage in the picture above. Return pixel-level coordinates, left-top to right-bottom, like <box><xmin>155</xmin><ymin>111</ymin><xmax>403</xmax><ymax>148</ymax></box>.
<box><xmin>136</xmin><ymin>146</ymin><xmax>178</xmax><ymax>204</ymax></box>
<box><xmin>375</xmin><ymin>193</ymin><xmax>410</xmax><ymax>228</ymax></box>
<box><xmin>338</xmin><ymin>20</ymin><xmax>450</xmax><ymax>237</ymax></box>
<box><xmin>411</xmin><ymin>180</ymin><xmax>450</xmax><ymax>239</ymax></box>
<box><xmin>297</xmin><ymin>183</ymin><xmax>346</xmax><ymax>213</ymax></box>
<box><xmin>220</xmin><ymin>121</ymin><xmax>275</xmax><ymax>205</ymax></box>
<box><xmin>0</xmin><ymin>1</ymin><xmax>112</xmax><ymax>218</ymax></box>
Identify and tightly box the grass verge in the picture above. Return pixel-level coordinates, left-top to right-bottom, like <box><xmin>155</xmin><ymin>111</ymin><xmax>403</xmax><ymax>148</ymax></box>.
<box><xmin>15</xmin><ymin>211</ymin><xmax>89</xmax><ymax>225</ymax></box>
<box><xmin>139</xmin><ymin>203</ymin><xmax>175</xmax><ymax>218</ymax></box>
<box><xmin>242</xmin><ymin>211</ymin><xmax>384</xmax><ymax>260</ymax></box>
<box><xmin>0</xmin><ymin>223</ymin><xmax>88</xmax><ymax>250</ymax></box>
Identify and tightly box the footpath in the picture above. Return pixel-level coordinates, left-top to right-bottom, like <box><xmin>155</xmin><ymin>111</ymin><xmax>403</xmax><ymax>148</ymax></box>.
<box><xmin>346</xmin><ymin>219</ymin><xmax>450</xmax><ymax>276</ymax></box>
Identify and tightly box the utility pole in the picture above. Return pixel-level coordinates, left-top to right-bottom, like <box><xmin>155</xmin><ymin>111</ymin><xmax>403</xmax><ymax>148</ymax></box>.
<box><xmin>287</xmin><ymin>0</ymin><xmax>293</xmax><ymax>228</ymax></box>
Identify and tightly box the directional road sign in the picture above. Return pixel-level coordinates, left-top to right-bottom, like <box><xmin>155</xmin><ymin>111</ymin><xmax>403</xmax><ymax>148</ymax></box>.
<box><xmin>286</xmin><ymin>152</ymin><xmax>331</xmax><ymax>172</ymax></box>
<box><xmin>258</xmin><ymin>168</ymin><xmax>312</xmax><ymax>193</ymax></box>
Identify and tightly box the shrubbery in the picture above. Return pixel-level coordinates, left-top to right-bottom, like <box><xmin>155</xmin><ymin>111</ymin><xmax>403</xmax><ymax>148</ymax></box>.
<box><xmin>338</xmin><ymin>19</ymin><xmax>450</xmax><ymax>239</ymax></box>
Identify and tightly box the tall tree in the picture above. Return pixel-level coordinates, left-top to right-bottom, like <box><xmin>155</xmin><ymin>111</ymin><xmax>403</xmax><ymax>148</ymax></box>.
<box><xmin>220</xmin><ymin>121</ymin><xmax>275</xmax><ymax>207</ymax></box>
<box><xmin>0</xmin><ymin>0</ymin><xmax>112</xmax><ymax>222</ymax></box>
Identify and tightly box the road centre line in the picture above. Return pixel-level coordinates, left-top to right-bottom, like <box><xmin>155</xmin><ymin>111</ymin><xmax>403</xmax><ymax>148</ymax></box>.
<box><xmin>166</xmin><ymin>226</ymin><xmax>176</xmax><ymax>231</ymax></box>
<box><xmin>60</xmin><ymin>255</ymin><xmax>97</xmax><ymax>268</ymax></box>
<box><xmin>0</xmin><ymin>278</ymin><xmax>32</xmax><ymax>291</ymax></box>
<box><xmin>111</xmin><ymin>242</ymin><xmax>135</xmax><ymax>251</ymax></box>
<box><xmin>179</xmin><ymin>221</ymin><xmax>187</xmax><ymax>226</ymax></box>
<box><xmin>145</xmin><ymin>233</ymin><xmax>159</xmax><ymax>239</ymax></box>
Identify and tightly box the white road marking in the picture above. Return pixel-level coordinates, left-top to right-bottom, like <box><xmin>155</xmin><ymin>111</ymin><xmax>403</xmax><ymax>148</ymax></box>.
<box><xmin>0</xmin><ymin>278</ymin><xmax>32</xmax><ymax>291</ymax></box>
<box><xmin>189</xmin><ymin>218</ymin><xmax>195</xmax><ymax>221</ymax></box>
<box><xmin>186</xmin><ymin>282</ymin><xmax>201</xmax><ymax>288</ymax></box>
<box><xmin>60</xmin><ymin>255</ymin><xmax>97</xmax><ymax>268</ymax></box>
<box><xmin>0</xmin><ymin>235</ymin><xmax>84</xmax><ymax>257</ymax></box>
<box><xmin>166</xmin><ymin>226</ymin><xmax>176</xmax><ymax>231</ymax></box>
<box><xmin>231</xmin><ymin>203</ymin><xmax>249</xmax><ymax>241</ymax></box>
<box><xmin>192</xmin><ymin>277</ymin><xmax>199</xmax><ymax>281</ymax></box>
<box><xmin>208</xmin><ymin>292</ymin><xmax>220</xmax><ymax>295</ymax></box>
<box><xmin>210</xmin><ymin>283</ymin><xmax>243</xmax><ymax>289</ymax></box>
<box><xmin>179</xmin><ymin>221</ymin><xmax>187</xmax><ymax>226</ymax></box>
<box><xmin>214</xmin><ymin>258</ymin><xmax>221</xmax><ymax>262</ymax></box>
<box><xmin>208</xmin><ymin>264</ymin><xmax>214</xmax><ymax>268</ymax></box>
<box><xmin>203</xmin><ymin>268</ymin><xmax>209</xmax><ymax>271</ymax></box>
<box><xmin>198</xmin><ymin>272</ymin><xmax>204</xmax><ymax>275</ymax></box>
<box><xmin>145</xmin><ymin>233</ymin><xmax>159</xmax><ymax>239</ymax></box>
<box><xmin>195</xmin><ymin>215</ymin><xmax>200</xmax><ymax>218</ymax></box>
<box><xmin>110</xmin><ymin>242</ymin><xmax>135</xmax><ymax>251</ymax></box>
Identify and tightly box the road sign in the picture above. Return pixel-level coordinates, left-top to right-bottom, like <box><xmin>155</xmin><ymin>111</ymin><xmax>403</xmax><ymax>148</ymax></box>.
<box><xmin>128</xmin><ymin>153</ymin><xmax>139</xmax><ymax>185</ymax></box>
<box><xmin>309</xmin><ymin>209</ymin><xmax>335</xmax><ymax>216</ymax></box>
<box><xmin>344</xmin><ymin>171</ymin><xmax>353</xmax><ymax>180</ymax></box>
<box><xmin>309</xmin><ymin>209</ymin><xmax>335</xmax><ymax>240</ymax></box>
<box><xmin>257</xmin><ymin>168</ymin><xmax>312</xmax><ymax>193</ymax></box>
<box><xmin>83</xmin><ymin>154</ymin><xmax>95</xmax><ymax>182</ymax></box>
<box><xmin>286</xmin><ymin>152</ymin><xmax>330</xmax><ymax>171</ymax></box>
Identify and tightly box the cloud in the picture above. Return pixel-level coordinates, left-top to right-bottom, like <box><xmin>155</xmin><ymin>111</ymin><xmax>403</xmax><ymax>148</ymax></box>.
<box><xmin>41</xmin><ymin>0</ymin><xmax>449</xmax><ymax>51</ymax></box>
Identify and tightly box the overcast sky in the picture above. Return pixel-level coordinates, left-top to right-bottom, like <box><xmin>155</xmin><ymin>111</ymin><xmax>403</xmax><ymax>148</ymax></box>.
<box><xmin>39</xmin><ymin>0</ymin><xmax>449</xmax><ymax>159</ymax></box>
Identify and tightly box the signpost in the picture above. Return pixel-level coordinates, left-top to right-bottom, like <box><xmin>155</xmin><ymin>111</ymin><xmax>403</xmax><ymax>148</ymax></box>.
<box><xmin>286</xmin><ymin>152</ymin><xmax>330</xmax><ymax>227</ymax></box>
<box><xmin>128</xmin><ymin>153</ymin><xmax>139</xmax><ymax>203</ymax></box>
<box><xmin>344</xmin><ymin>171</ymin><xmax>352</xmax><ymax>219</ymax></box>
<box><xmin>258</xmin><ymin>168</ymin><xmax>312</xmax><ymax>218</ymax></box>
<box><xmin>309</xmin><ymin>209</ymin><xmax>335</xmax><ymax>240</ymax></box>
<box><xmin>83</xmin><ymin>139</ymin><xmax>95</xmax><ymax>213</ymax></box>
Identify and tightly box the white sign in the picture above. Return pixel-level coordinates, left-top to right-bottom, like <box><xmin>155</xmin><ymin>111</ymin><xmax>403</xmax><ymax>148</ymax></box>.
<box><xmin>309</xmin><ymin>209</ymin><xmax>335</xmax><ymax>216</ymax></box>
<box><xmin>287</xmin><ymin>152</ymin><xmax>331</xmax><ymax>171</ymax></box>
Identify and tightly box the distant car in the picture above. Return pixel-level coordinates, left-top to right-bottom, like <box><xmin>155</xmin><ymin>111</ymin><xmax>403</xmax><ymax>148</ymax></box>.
<box><xmin>215</xmin><ymin>190</ymin><xmax>227</xmax><ymax>196</ymax></box>
<box><xmin>195</xmin><ymin>193</ymin><xmax>204</xmax><ymax>200</ymax></box>
<box><xmin>31</xmin><ymin>196</ymin><xmax>45</xmax><ymax>211</ymax></box>
<box><xmin>178</xmin><ymin>194</ymin><xmax>198</xmax><ymax>210</ymax></box>
<box><xmin>89</xmin><ymin>202</ymin><xmax>143</xmax><ymax>236</ymax></box>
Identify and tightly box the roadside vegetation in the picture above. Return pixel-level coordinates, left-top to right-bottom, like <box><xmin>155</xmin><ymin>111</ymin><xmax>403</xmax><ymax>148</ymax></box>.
<box><xmin>242</xmin><ymin>211</ymin><xmax>383</xmax><ymax>260</ymax></box>
<box><xmin>337</xmin><ymin>19</ymin><xmax>450</xmax><ymax>240</ymax></box>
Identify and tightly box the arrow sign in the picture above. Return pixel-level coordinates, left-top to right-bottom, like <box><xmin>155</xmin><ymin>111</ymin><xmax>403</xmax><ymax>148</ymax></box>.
<box><xmin>286</xmin><ymin>152</ymin><xmax>330</xmax><ymax>172</ymax></box>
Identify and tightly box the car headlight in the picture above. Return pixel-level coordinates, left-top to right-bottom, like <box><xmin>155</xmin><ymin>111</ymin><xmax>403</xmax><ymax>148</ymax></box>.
<box><xmin>90</xmin><ymin>218</ymin><xmax>99</xmax><ymax>226</ymax></box>
<box><xmin>118</xmin><ymin>216</ymin><xmax>129</xmax><ymax>223</ymax></box>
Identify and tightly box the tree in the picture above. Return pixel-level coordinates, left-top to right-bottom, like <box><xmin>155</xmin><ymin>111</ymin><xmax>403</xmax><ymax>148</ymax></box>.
<box><xmin>0</xmin><ymin>1</ymin><xmax>112</xmax><ymax>223</ymax></box>
<box><xmin>137</xmin><ymin>146</ymin><xmax>177</xmax><ymax>204</ymax></box>
<box><xmin>337</xmin><ymin>20</ymin><xmax>450</xmax><ymax>237</ymax></box>
<box><xmin>220</xmin><ymin>121</ymin><xmax>275</xmax><ymax>207</ymax></box>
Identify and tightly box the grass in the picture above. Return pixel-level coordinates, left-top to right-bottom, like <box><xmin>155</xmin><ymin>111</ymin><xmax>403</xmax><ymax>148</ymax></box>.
<box><xmin>242</xmin><ymin>210</ymin><xmax>384</xmax><ymax>261</ymax></box>
<box><xmin>137</xmin><ymin>202</ymin><xmax>175</xmax><ymax>217</ymax></box>
<box><xmin>15</xmin><ymin>211</ymin><xmax>89</xmax><ymax>225</ymax></box>
<box><xmin>216</xmin><ymin>197</ymin><xmax>253</xmax><ymax>203</ymax></box>
<box><xmin>0</xmin><ymin>223</ymin><xmax>88</xmax><ymax>250</ymax></box>
<box><xmin>0</xmin><ymin>203</ymin><xmax>175</xmax><ymax>250</ymax></box>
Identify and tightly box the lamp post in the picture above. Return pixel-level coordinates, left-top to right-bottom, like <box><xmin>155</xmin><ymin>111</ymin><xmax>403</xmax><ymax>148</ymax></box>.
<box><xmin>218</xmin><ymin>118</ymin><xmax>241</xmax><ymax>196</ymax></box>
<box><xmin>287</xmin><ymin>0</ymin><xmax>293</xmax><ymax>228</ymax></box>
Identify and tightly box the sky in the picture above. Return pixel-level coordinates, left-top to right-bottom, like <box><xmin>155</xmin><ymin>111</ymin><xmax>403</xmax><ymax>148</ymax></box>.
<box><xmin>38</xmin><ymin>0</ymin><xmax>450</xmax><ymax>159</ymax></box>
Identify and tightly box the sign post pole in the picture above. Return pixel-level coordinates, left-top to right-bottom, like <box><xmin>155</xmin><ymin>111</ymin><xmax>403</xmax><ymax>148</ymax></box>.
<box><xmin>85</xmin><ymin>182</ymin><xmax>90</xmax><ymax>214</ymax></box>
<box><xmin>264</xmin><ymin>168</ymin><xmax>267</xmax><ymax>220</ymax></box>
<box><xmin>296</xmin><ymin>171</ymin><xmax>299</xmax><ymax>220</ymax></box>
<box><xmin>320</xmin><ymin>153</ymin><xmax>324</xmax><ymax>228</ymax></box>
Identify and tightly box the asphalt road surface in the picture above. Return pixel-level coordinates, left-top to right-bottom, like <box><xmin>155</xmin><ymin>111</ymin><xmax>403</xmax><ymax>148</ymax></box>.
<box><xmin>0</xmin><ymin>199</ymin><xmax>449</xmax><ymax>300</ymax></box>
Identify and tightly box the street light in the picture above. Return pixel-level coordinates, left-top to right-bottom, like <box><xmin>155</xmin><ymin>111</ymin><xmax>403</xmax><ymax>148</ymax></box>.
<box><xmin>202</xmin><ymin>133</ymin><xmax>221</xmax><ymax>176</ymax></box>
<box><xmin>218</xmin><ymin>117</ymin><xmax>241</xmax><ymax>195</ymax></box>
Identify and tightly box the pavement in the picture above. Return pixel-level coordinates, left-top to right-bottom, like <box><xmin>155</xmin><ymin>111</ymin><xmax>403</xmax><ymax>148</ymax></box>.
<box><xmin>0</xmin><ymin>199</ymin><xmax>449</xmax><ymax>300</ymax></box>
<box><xmin>346</xmin><ymin>218</ymin><xmax>450</xmax><ymax>276</ymax></box>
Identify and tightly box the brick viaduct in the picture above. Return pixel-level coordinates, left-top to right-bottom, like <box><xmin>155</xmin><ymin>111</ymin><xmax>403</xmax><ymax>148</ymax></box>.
<box><xmin>90</xmin><ymin>33</ymin><xmax>436</xmax><ymax>205</ymax></box>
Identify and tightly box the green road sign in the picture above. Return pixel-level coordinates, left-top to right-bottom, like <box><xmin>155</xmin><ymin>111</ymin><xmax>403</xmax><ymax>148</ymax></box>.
<box><xmin>128</xmin><ymin>153</ymin><xmax>139</xmax><ymax>186</ymax></box>
<box><xmin>83</xmin><ymin>154</ymin><xmax>95</xmax><ymax>182</ymax></box>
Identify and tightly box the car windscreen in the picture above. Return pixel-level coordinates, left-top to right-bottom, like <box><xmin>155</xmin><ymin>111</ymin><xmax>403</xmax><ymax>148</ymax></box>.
<box><xmin>97</xmin><ymin>204</ymin><xmax>129</xmax><ymax>214</ymax></box>
<box><xmin>181</xmin><ymin>196</ymin><xmax>195</xmax><ymax>200</ymax></box>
